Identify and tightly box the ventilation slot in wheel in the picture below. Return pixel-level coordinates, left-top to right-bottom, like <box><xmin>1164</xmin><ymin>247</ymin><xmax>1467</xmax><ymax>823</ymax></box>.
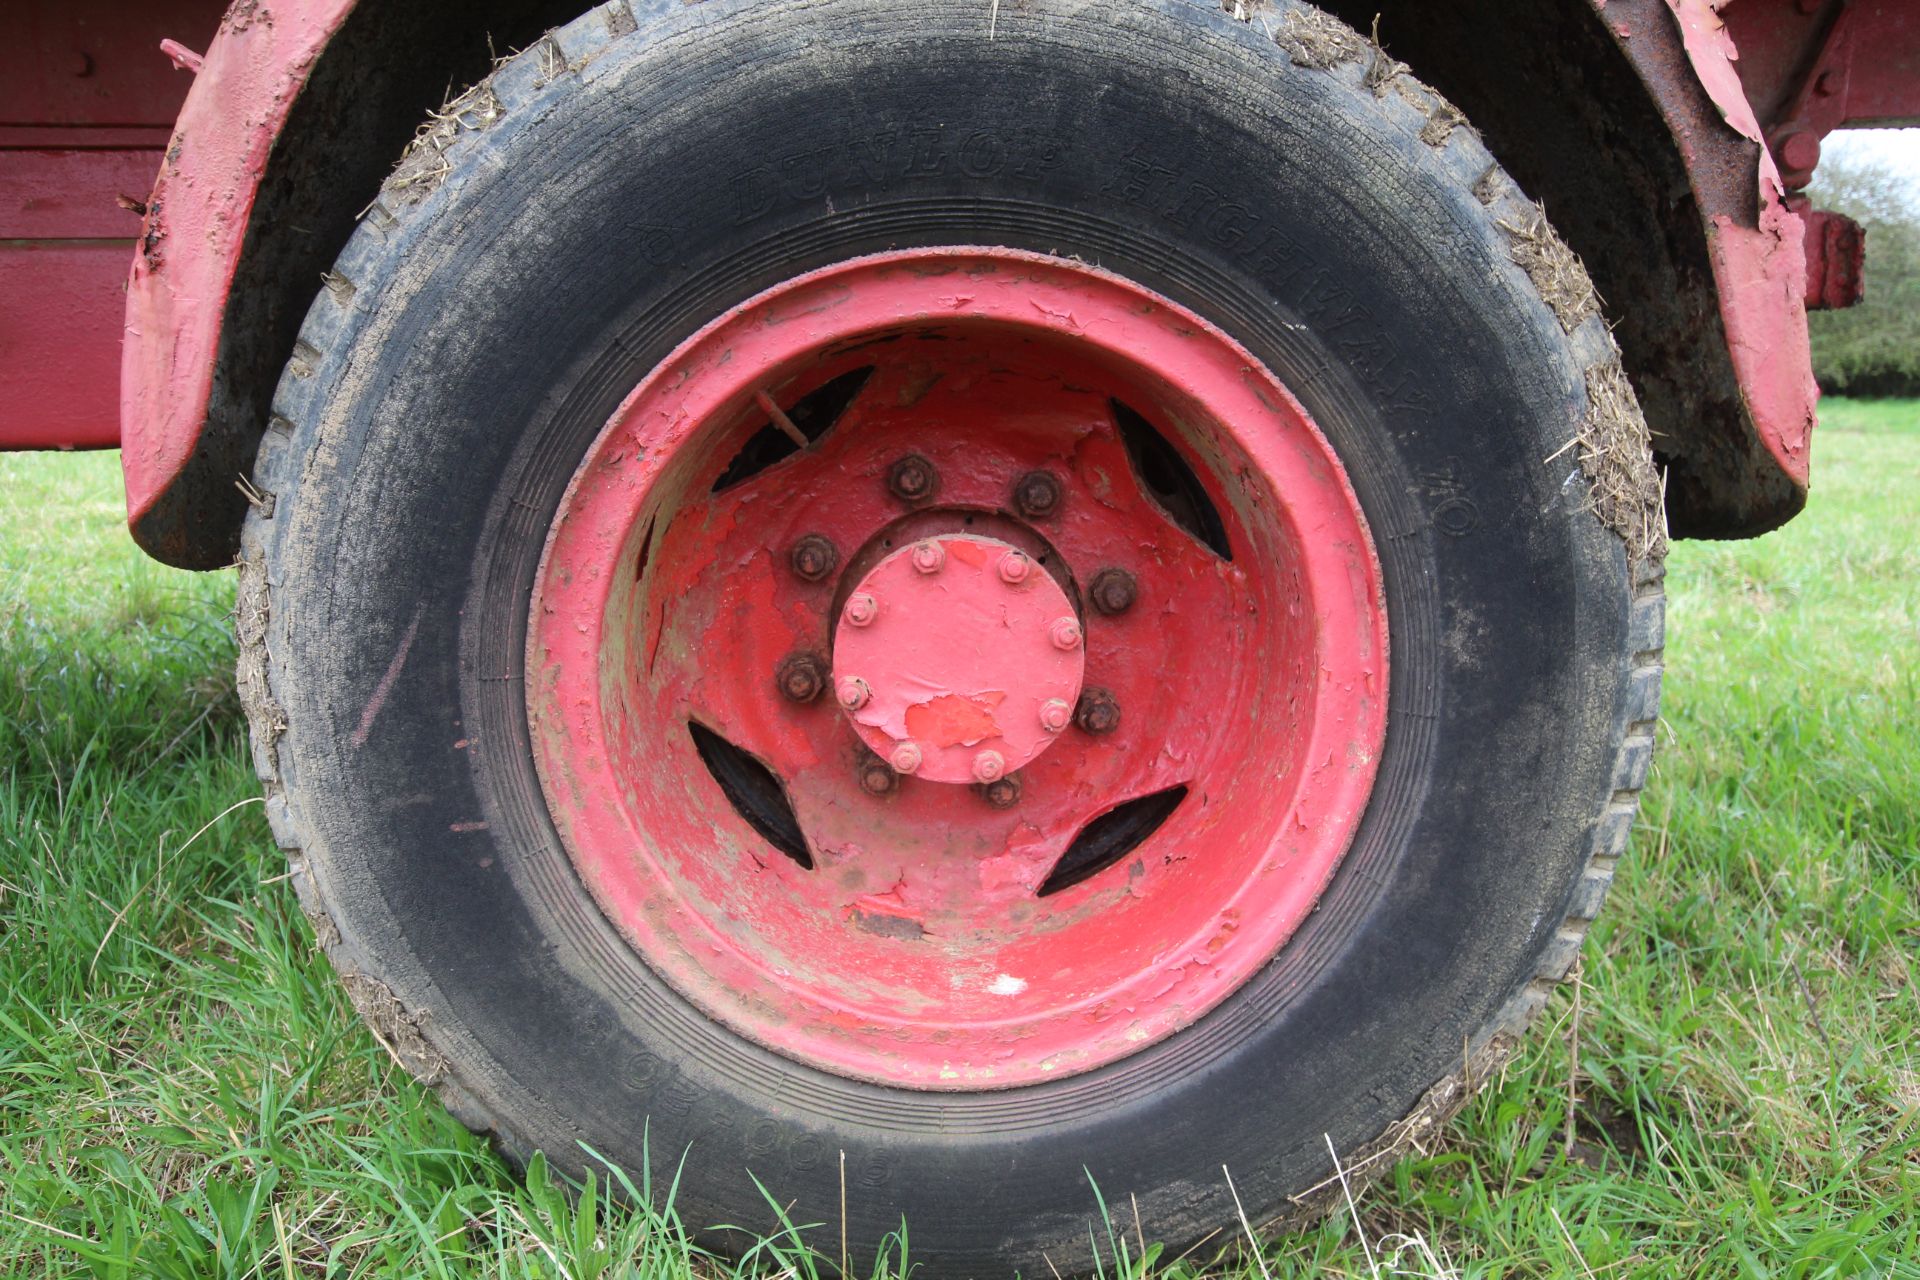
<box><xmin>1112</xmin><ymin>400</ymin><xmax>1231</xmax><ymax>559</ymax></box>
<box><xmin>688</xmin><ymin>722</ymin><xmax>812</xmax><ymax>869</ymax></box>
<box><xmin>1037</xmin><ymin>785</ymin><xmax>1188</xmax><ymax>897</ymax></box>
<box><xmin>712</xmin><ymin>367</ymin><xmax>874</xmax><ymax>492</ymax></box>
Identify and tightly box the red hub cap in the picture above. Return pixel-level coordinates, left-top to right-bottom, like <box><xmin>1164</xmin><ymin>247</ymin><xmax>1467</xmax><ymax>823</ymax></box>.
<box><xmin>833</xmin><ymin>534</ymin><xmax>1086</xmax><ymax>785</ymax></box>
<box><xmin>529</xmin><ymin>248</ymin><xmax>1386</xmax><ymax>1088</ymax></box>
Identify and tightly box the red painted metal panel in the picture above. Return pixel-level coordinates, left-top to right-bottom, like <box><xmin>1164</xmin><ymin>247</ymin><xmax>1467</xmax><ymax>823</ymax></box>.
<box><xmin>1</xmin><ymin>149</ymin><xmax>157</xmax><ymax>239</ymax></box>
<box><xmin>0</xmin><ymin>150</ymin><xmax>158</xmax><ymax>450</ymax></box>
<box><xmin>1723</xmin><ymin>0</ymin><xmax>1920</xmax><ymax>135</ymax></box>
<box><xmin>1800</xmin><ymin>203</ymin><xmax>1867</xmax><ymax>309</ymax></box>
<box><xmin>0</xmin><ymin>240</ymin><xmax>134</xmax><ymax>450</ymax></box>
<box><xmin>1</xmin><ymin>0</ymin><xmax>222</xmax><ymax>452</ymax></box>
<box><xmin>119</xmin><ymin>0</ymin><xmax>357</xmax><ymax>524</ymax></box>
<box><xmin>0</xmin><ymin>0</ymin><xmax>218</xmax><ymax>131</ymax></box>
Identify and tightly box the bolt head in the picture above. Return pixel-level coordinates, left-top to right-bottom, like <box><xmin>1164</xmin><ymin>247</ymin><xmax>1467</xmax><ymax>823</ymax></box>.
<box><xmin>971</xmin><ymin>749</ymin><xmax>1007</xmax><ymax>783</ymax></box>
<box><xmin>1075</xmin><ymin>687</ymin><xmax>1121</xmax><ymax>735</ymax></box>
<box><xmin>1039</xmin><ymin>698</ymin><xmax>1073</xmax><ymax>733</ymax></box>
<box><xmin>789</xmin><ymin>534</ymin><xmax>838</xmax><ymax>583</ymax></box>
<box><xmin>911</xmin><ymin>540</ymin><xmax>946</xmax><ymax>574</ymax></box>
<box><xmin>887</xmin><ymin>454</ymin><xmax>939</xmax><ymax>502</ymax></box>
<box><xmin>998</xmin><ymin>552</ymin><xmax>1033</xmax><ymax>585</ymax></box>
<box><xmin>859</xmin><ymin>759</ymin><xmax>898</xmax><ymax>796</ymax></box>
<box><xmin>889</xmin><ymin>740</ymin><xmax>923</xmax><ymax>775</ymax></box>
<box><xmin>1089</xmin><ymin>567</ymin><xmax>1138</xmax><ymax>616</ymax></box>
<box><xmin>836</xmin><ymin>676</ymin><xmax>871</xmax><ymax>711</ymax></box>
<box><xmin>844</xmin><ymin>593</ymin><xmax>878</xmax><ymax>627</ymax></box>
<box><xmin>1012</xmin><ymin>470</ymin><xmax>1062</xmax><ymax>519</ymax></box>
<box><xmin>775</xmin><ymin>652</ymin><xmax>828</xmax><ymax>703</ymax></box>
<box><xmin>1049</xmin><ymin>616</ymin><xmax>1082</xmax><ymax>651</ymax></box>
<box><xmin>1779</xmin><ymin>129</ymin><xmax>1821</xmax><ymax>175</ymax></box>
<box><xmin>981</xmin><ymin>775</ymin><xmax>1022</xmax><ymax>809</ymax></box>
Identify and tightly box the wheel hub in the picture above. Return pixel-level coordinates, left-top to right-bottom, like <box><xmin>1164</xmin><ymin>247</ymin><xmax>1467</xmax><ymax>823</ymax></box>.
<box><xmin>833</xmin><ymin>534</ymin><xmax>1086</xmax><ymax>785</ymax></box>
<box><xmin>528</xmin><ymin>247</ymin><xmax>1387</xmax><ymax>1088</ymax></box>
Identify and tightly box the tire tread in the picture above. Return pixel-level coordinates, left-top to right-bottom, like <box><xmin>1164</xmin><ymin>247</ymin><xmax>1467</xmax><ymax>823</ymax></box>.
<box><xmin>236</xmin><ymin>0</ymin><xmax>1666</xmax><ymax>1240</ymax></box>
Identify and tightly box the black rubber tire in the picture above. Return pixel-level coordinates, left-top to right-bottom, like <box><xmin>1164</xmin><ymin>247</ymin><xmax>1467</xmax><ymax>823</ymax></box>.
<box><xmin>238</xmin><ymin>1</ymin><xmax>1665</xmax><ymax>1272</ymax></box>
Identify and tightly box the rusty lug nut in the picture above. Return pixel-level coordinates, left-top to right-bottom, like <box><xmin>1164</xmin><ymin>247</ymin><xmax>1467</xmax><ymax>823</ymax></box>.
<box><xmin>971</xmin><ymin>749</ymin><xmax>1007</xmax><ymax>783</ymax></box>
<box><xmin>775</xmin><ymin>652</ymin><xmax>829</xmax><ymax>703</ymax></box>
<box><xmin>1012</xmin><ymin>470</ymin><xmax>1062</xmax><ymax>519</ymax></box>
<box><xmin>886</xmin><ymin>454</ymin><xmax>939</xmax><ymax>503</ymax></box>
<box><xmin>998</xmin><ymin>551</ymin><xmax>1033</xmax><ymax>585</ymax></box>
<box><xmin>1049</xmin><ymin>616</ymin><xmax>1083</xmax><ymax>651</ymax></box>
<box><xmin>889</xmin><ymin>740</ymin><xmax>924</xmax><ymax>775</ymax></box>
<box><xmin>981</xmin><ymin>774</ymin><xmax>1023</xmax><ymax>809</ymax></box>
<box><xmin>836</xmin><ymin>676</ymin><xmax>871</xmax><ymax>711</ymax></box>
<box><xmin>844</xmin><ymin>593</ymin><xmax>878</xmax><ymax>627</ymax></box>
<box><xmin>789</xmin><ymin>534</ymin><xmax>838</xmax><ymax>583</ymax></box>
<box><xmin>911</xmin><ymin>540</ymin><xmax>946</xmax><ymax>574</ymax></box>
<box><xmin>1088</xmin><ymin>567</ymin><xmax>1138</xmax><ymax>616</ymax></box>
<box><xmin>1075</xmin><ymin>687</ymin><xmax>1122</xmax><ymax>735</ymax></box>
<box><xmin>1039</xmin><ymin>698</ymin><xmax>1073</xmax><ymax>733</ymax></box>
<box><xmin>858</xmin><ymin>756</ymin><xmax>898</xmax><ymax>796</ymax></box>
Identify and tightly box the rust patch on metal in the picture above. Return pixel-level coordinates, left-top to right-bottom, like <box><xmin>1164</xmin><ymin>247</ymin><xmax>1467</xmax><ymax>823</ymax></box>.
<box><xmin>850</xmin><ymin>908</ymin><xmax>927</xmax><ymax>941</ymax></box>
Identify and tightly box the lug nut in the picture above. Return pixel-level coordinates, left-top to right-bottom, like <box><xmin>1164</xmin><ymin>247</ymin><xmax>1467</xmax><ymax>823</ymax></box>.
<box><xmin>887</xmin><ymin>454</ymin><xmax>939</xmax><ymax>503</ymax></box>
<box><xmin>998</xmin><ymin>552</ymin><xmax>1033</xmax><ymax>585</ymax></box>
<box><xmin>775</xmin><ymin>652</ymin><xmax>828</xmax><ymax>703</ymax></box>
<box><xmin>1075</xmin><ymin>687</ymin><xmax>1121</xmax><ymax>735</ymax></box>
<box><xmin>836</xmin><ymin>676</ymin><xmax>871</xmax><ymax>711</ymax></box>
<box><xmin>844</xmin><ymin>593</ymin><xmax>878</xmax><ymax>627</ymax></box>
<box><xmin>911</xmin><ymin>540</ymin><xmax>946</xmax><ymax>574</ymax></box>
<box><xmin>971</xmin><ymin>749</ymin><xmax>1007</xmax><ymax>783</ymax></box>
<box><xmin>889</xmin><ymin>740</ymin><xmax>923</xmax><ymax>775</ymax></box>
<box><xmin>858</xmin><ymin>756</ymin><xmax>898</xmax><ymax>796</ymax></box>
<box><xmin>1012</xmin><ymin>470</ymin><xmax>1062</xmax><ymax>519</ymax></box>
<box><xmin>1039</xmin><ymin>698</ymin><xmax>1073</xmax><ymax>733</ymax></box>
<box><xmin>1049</xmin><ymin>616</ymin><xmax>1082</xmax><ymax>650</ymax></box>
<box><xmin>981</xmin><ymin>774</ymin><xmax>1022</xmax><ymax>809</ymax></box>
<box><xmin>1088</xmin><ymin>567</ymin><xmax>1138</xmax><ymax>616</ymax></box>
<box><xmin>789</xmin><ymin>534</ymin><xmax>838</xmax><ymax>583</ymax></box>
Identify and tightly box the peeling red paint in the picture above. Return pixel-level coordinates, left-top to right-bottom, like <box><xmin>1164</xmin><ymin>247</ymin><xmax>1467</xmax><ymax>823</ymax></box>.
<box><xmin>837</xmin><ymin>533</ymin><xmax>1084</xmax><ymax>784</ymax></box>
<box><xmin>119</xmin><ymin>0</ymin><xmax>356</xmax><ymax>528</ymax></box>
<box><xmin>526</xmin><ymin>248</ymin><xmax>1386</xmax><ymax>1088</ymax></box>
<box><xmin>1797</xmin><ymin>202</ymin><xmax>1865</xmax><ymax>310</ymax></box>
<box><xmin>905</xmin><ymin>694</ymin><xmax>1006</xmax><ymax>750</ymax></box>
<box><xmin>1657</xmin><ymin>0</ymin><xmax>1819</xmax><ymax>483</ymax></box>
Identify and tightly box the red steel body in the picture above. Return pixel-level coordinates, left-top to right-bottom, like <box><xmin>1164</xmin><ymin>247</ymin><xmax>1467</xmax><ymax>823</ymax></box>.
<box><xmin>0</xmin><ymin>0</ymin><xmax>220</xmax><ymax>450</ymax></box>
<box><xmin>1</xmin><ymin>0</ymin><xmax>1917</xmax><ymax>554</ymax></box>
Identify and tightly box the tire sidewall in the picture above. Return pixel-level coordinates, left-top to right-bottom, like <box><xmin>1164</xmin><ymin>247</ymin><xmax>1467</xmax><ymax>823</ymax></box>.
<box><xmin>262</xmin><ymin>0</ymin><xmax>1631</xmax><ymax>1267</ymax></box>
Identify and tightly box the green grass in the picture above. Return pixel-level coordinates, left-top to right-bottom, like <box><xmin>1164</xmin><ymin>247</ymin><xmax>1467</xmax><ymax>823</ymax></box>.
<box><xmin>3</xmin><ymin>401</ymin><xmax>1916</xmax><ymax>1278</ymax></box>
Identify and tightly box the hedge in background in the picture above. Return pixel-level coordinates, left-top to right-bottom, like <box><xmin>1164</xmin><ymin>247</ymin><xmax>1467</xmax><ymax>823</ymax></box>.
<box><xmin>1809</xmin><ymin>157</ymin><xmax>1920</xmax><ymax>398</ymax></box>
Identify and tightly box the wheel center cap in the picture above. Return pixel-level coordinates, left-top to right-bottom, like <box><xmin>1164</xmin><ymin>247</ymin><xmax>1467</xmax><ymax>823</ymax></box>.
<box><xmin>832</xmin><ymin>534</ymin><xmax>1086</xmax><ymax>784</ymax></box>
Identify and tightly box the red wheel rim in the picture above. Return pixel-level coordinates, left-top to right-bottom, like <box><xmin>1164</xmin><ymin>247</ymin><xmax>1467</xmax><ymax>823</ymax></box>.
<box><xmin>529</xmin><ymin>248</ymin><xmax>1386</xmax><ymax>1088</ymax></box>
